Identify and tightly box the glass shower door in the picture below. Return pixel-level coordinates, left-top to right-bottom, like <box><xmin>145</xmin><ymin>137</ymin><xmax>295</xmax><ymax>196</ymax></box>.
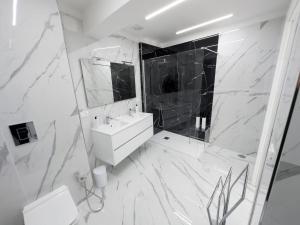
<box><xmin>143</xmin><ymin>48</ymin><xmax>211</xmax><ymax>141</ymax></box>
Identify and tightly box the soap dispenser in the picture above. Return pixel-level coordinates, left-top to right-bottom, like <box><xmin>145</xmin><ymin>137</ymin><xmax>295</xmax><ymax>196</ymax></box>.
<box><xmin>135</xmin><ymin>103</ymin><xmax>139</xmax><ymax>113</ymax></box>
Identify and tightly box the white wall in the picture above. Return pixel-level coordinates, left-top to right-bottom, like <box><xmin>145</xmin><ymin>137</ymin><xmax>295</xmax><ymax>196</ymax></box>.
<box><xmin>0</xmin><ymin>0</ymin><xmax>91</xmax><ymax>224</ymax></box>
<box><xmin>60</xmin><ymin>13</ymin><xmax>142</xmax><ymax>169</ymax></box>
<box><xmin>210</xmin><ymin>17</ymin><xmax>284</xmax><ymax>155</ymax></box>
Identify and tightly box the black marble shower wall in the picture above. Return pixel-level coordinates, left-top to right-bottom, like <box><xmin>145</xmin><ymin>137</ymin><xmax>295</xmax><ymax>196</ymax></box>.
<box><xmin>139</xmin><ymin>35</ymin><xmax>219</xmax><ymax>141</ymax></box>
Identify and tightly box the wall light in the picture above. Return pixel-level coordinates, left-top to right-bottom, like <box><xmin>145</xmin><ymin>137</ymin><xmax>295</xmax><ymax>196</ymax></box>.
<box><xmin>90</xmin><ymin>46</ymin><xmax>120</xmax><ymax>58</ymax></box>
<box><xmin>176</xmin><ymin>14</ymin><xmax>233</xmax><ymax>35</ymax></box>
<box><xmin>92</xmin><ymin>46</ymin><xmax>120</xmax><ymax>51</ymax></box>
<box><xmin>145</xmin><ymin>0</ymin><xmax>186</xmax><ymax>20</ymax></box>
<box><xmin>12</xmin><ymin>0</ymin><xmax>18</xmax><ymax>26</ymax></box>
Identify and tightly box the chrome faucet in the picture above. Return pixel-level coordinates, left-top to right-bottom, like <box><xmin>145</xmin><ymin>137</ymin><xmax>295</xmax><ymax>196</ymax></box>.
<box><xmin>105</xmin><ymin>116</ymin><xmax>113</xmax><ymax>124</ymax></box>
<box><xmin>129</xmin><ymin>108</ymin><xmax>134</xmax><ymax>117</ymax></box>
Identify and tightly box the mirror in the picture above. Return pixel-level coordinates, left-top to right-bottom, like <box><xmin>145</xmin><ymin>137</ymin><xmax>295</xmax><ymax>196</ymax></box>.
<box><xmin>80</xmin><ymin>59</ymin><xmax>136</xmax><ymax>108</ymax></box>
<box><xmin>111</xmin><ymin>62</ymin><xmax>136</xmax><ymax>102</ymax></box>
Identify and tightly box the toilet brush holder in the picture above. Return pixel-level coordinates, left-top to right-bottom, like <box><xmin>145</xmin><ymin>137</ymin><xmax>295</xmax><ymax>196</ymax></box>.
<box><xmin>93</xmin><ymin>165</ymin><xmax>108</xmax><ymax>198</ymax></box>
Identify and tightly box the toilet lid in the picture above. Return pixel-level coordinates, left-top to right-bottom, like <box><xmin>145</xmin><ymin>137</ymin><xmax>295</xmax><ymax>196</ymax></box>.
<box><xmin>23</xmin><ymin>186</ymin><xmax>78</xmax><ymax>225</ymax></box>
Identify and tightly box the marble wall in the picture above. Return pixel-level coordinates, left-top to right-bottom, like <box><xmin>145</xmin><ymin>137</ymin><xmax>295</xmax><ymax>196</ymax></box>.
<box><xmin>210</xmin><ymin>17</ymin><xmax>285</xmax><ymax>155</ymax></box>
<box><xmin>248</xmin><ymin>2</ymin><xmax>300</xmax><ymax>223</ymax></box>
<box><xmin>60</xmin><ymin>12</ymin><xmax>142</xmax><ymax>169</ymax></box>
<box><xmin>0</xmin><ymin>0</ymin><xmax>91</xmax><ymax>224</ymax></box>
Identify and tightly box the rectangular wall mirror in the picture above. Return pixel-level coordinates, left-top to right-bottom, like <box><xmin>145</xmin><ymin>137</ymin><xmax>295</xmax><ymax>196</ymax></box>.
<box><xmin>80</xmin><ymin>59</ymin><xmax>136</xmax><ymax>108</ymax></box>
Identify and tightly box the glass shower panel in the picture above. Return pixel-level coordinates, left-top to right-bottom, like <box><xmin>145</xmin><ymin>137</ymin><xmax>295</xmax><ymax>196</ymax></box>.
<box><xmin>144</xmin><ymin>54</ymin><xmax>180</xmax><ymax>133</ymax></box>
<box><xmin>143</xmin><ymin>49</ymin><xmax>206</xmax><ymax>140</ymax></box>
<box><xmin>175</xmin><ymin>49</ymin><xmax>204</xmax><ymax>137</ymax></box>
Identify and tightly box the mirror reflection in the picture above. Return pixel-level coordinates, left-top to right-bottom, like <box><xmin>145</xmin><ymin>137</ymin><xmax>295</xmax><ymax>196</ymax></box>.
<box><xmin>81</xmin><ymin>59</ymin><xmax>136</xmax><ymax>108</ymax></box>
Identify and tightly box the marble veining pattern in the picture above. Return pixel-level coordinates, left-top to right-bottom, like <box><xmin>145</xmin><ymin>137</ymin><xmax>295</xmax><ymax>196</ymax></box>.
<box><xmin>64</xmin><ymin>21</ymin><xmax>142</xmax><ymax>169</ymax></box>
<box><xmin>0</xmin><ymin>0</ymin><xmax>92</xmax><ymax>224</ymax></box>
<box><xmin>210</xmin><ymin>17</ymin><xmax>284</xmax><ymax>155</ymax></box>
<box><xmin>0</xmin><ymin>132</ymin><xmax>27</xmax><ymax>225</ymax></box>
<box><xmin>78</xmin><ymin>131</ymin><xmax>269</xmax><ymax>225</ymax></box>
<box><xmin>0</xmin><ymin>3</ymin><xmax>78</xmax><ymax>124</ymax></box>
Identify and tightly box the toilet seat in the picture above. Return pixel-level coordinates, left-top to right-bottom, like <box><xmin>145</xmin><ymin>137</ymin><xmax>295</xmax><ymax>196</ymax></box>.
<box><xmin>23</xmin><ymin>186</ymin><xmax>78</xmax><ymax>225</ymax></box>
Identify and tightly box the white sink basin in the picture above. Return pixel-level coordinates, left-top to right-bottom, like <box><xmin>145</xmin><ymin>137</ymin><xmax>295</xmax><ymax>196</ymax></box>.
<box><xmin>119</xmin><ymin>113</ymin><xmax>147</xmax><ymax>122</ymax></box>
<box><xmin>107</xmin><ymin>119</ymin><xmax>128</xmax><ymax>128</ymax></box>
<box><xmin>93</xmin><ymin>119</ymin><xmax>128</xmax><ymax>135</ymax></box>
<box><xmin>92</xmin><ymin>112</ymin><xmax>154</xmax><ymax>165</ymax></box>
<box><xmin>92</xmin><ymin>113</ymin><xmax>148</xmax><ymax>136</ymax></box>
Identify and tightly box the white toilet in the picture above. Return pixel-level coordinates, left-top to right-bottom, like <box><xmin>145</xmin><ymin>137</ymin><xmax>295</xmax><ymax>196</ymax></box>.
<box><xmin>23</xmin><ymin>185</ymin><xmax>79</xmax><ymax>225</ymax></box>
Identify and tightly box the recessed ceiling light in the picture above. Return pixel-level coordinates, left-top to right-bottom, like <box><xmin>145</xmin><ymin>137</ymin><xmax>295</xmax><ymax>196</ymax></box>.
<box><xmin>145</xmin><ymin>0</ymin><xmax>186</xmax><ymax>20</ymax></box>
<box><xmin>176</xmin><ymin>14</ymin><xmax>234</xmax><ymax>35</ymax></box>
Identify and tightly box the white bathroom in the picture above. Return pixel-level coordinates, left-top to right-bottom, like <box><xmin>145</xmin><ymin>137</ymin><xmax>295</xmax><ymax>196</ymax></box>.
<box><xmin>1</xmin><ymin>0</ymin><xmax>300</xmax><ymax>225</ymax></box>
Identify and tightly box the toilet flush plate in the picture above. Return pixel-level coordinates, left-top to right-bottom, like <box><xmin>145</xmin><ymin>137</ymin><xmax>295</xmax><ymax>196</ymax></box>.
<box><xmin>9</xmin><ymin>121</ymin><xmax>38</xmax><ymax>146</ymax></box>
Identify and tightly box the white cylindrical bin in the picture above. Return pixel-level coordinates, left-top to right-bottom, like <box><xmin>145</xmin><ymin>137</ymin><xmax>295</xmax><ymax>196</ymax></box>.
<box><xmin>93</xmin><ymin>166</ymin><xmax>107</xmax><ymax>189</ymax></box>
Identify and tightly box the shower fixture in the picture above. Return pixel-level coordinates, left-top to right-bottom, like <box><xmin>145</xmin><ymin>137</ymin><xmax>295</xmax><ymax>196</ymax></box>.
<box><xmin>201</xmin><ymin>47</ymin><xmax>218</xmax><ymax>55</ymax></box>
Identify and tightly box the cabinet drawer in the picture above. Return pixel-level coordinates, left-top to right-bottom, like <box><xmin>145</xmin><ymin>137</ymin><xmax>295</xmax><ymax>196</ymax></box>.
<box><xmin>111</xmin><ymin>115</ymin><xmax>153</xmax><ymax>150</ymax></box>
<box><xmin>113</xmin><ymin>126</ymin><xmax>153</xmax><ymax>165</ymax></box>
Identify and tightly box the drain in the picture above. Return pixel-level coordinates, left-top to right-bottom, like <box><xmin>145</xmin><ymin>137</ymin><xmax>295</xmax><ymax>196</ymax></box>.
<box><xmin>238</xmin><ymin>154</ymin><xmax>246</xmax><ymax>159</ymax></box>
<box><xmin>163</xmin><ymin>137</ymin><xmax>170</xmax><ymax>140</ymax></box>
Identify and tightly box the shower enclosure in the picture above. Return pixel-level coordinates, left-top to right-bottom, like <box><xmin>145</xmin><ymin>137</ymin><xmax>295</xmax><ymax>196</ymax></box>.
<box><xmin>139</xmin><ymin>36</ymin><xmax>218</xmax><ymax>141</ymax></box>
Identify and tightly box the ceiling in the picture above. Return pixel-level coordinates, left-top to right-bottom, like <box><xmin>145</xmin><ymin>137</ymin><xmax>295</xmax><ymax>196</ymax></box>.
<box><xmin>60</xmin><ymin>0</ymin><xmax>91</xmax><ymax>10</ymax></box>
<box><xmin>60</xmin><ymin>0</ymin><xmax>291</xmax><ymax>46</ymax></box>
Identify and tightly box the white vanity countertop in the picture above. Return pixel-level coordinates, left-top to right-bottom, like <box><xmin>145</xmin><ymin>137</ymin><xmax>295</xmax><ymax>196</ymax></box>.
<box><xmin>92</xmin><ymin>112</ymin><xmax>152</xmax><ymax>136</ymax></box>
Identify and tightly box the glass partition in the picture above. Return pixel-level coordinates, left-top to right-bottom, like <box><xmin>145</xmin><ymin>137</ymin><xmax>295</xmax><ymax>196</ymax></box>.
<box><xmin>141</xmin><ymin>37</ymin><xmax>218</xmax><ymax>142</ymax></box>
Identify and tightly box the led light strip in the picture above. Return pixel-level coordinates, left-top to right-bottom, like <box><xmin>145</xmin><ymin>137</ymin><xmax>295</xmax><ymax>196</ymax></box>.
<box><xmin>176</xmin><ymin>14</ymin><xmax>233</xmax><ymax>35</ymax></box>
<box><xmin>145</xmin><ymin>0</ymin><xmax>186</xmax><ymax>20</ymax></box>
<box><xmin>12</xmin><ymin>0</ymin><xmax>18</xmax><ymax>26</ymax></box>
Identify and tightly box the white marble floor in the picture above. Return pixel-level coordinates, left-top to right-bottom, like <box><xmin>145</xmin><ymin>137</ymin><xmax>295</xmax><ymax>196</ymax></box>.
<box><xmin>78</xmin><ymin>131</ymin><xmax>268</xmax><ymax>225</ymax></box>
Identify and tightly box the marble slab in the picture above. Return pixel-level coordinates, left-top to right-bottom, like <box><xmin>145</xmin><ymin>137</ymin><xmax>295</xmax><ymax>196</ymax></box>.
<box><xmin>78</xmin><ymin>131</ymin><xmax>269</xmax><ymax>225</ymax></box>
<box><xmin>210</xmin><ymin>17</ymin><xmax>285</xmax><ymax>155</ymax></box>
<box><xmin>2</xmin><ymin>116</ymin><xmax>91</xmax><ymax>202</ymax></box>
<box><xmin>0</xmin><ymin>0</ymin><xmax>78</xmax><ymax>125</ymax></box>
<box><xmin>0</xmin><ymin>132</ymin><xmax>27</xmax><ymax>225</ymax></box>
<box><xmin>0</xmin><ymin>0</ymin><xmax>92</xmax><ymax>224</ymax></box>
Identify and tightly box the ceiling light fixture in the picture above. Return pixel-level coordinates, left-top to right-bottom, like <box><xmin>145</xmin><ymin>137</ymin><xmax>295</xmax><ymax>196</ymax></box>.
<box><xmin>176</xmin><ymin>14</ymin><xmax>234</xmax><ymax>35</ymax></box>
<box><xmin>145</xmin><ymin>0</ymin><xmax>186</xmax><ymax>20</ymax></box>
<box><xmin>93</xmin><ymin>46</ymin><xmax>120</xmax><ymax>51</ymax></box>
<box><xmin>12</xmin><ymin>0</ymin><xmax>18</xmax><ymax>26</ymax></box>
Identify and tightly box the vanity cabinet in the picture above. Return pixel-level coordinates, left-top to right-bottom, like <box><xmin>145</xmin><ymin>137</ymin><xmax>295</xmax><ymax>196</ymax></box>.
<box><xmin>92</xmin><ymin>113</ymin><xmax>153</xmax><ymax>166</ymax></box>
